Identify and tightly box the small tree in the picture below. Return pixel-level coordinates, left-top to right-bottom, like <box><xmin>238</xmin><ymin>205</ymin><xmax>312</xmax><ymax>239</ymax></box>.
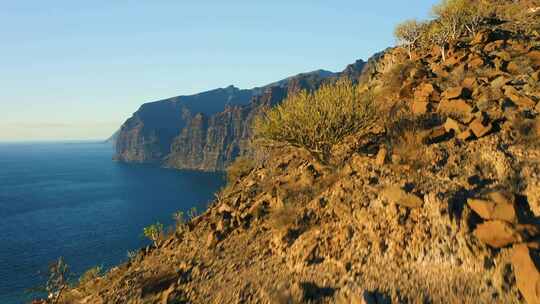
<box><xmin>432</xmin><ymin>0</ymin><xmax>488</xmax><ymax>39</ymax></box>
<box><xmin>142</xmin><ymin>222</ymin><xmax>164</xmax><ymax>246</ymax></box>
<box><xmin>394</xmin><ymin>19</ymin><xmax>427</xmax><ymax>59</ymax></box>
<box><xmin>433</xmin><ymin>0</ymin><xmax>468</xmax><ymax>40</ymax></box>
<box><xmin>424</xmin><ymin>21</ymin><xmax>452</xmax><ymax>62</ymax></box>
<box><xmin>463</xmin><ymin>1</ymin><xmax>488</xmax><ymax>35</ymax></box>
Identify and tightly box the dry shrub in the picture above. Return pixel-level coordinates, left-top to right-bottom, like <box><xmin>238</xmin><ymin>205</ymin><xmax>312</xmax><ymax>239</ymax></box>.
<box><xmin>254</xmin><ymin>78</ymin><xmax>377</xmax><ymax>161</ymax></box>
<box><xmin>226</xmin><ymin>157</ymin><xmax>255</xmax><ymax>184</ymax></box>
<box><xmin>385</xmin><ymin>105</ymin><xmax>440</xmax><ymax>169</ymax></box>
<box><xmin>78</xmin><ymin>266</ymin><xmax>103</xmax><ymax>288</ymax></box>
<box><xmin>380</xmin><ymin>60</ymin><xmax>417</xmax><ymax>95</ymax></box>
<box><xmin>510</xmin><ymin>116</ymin><xmax>540</xmax><ymax>147</ymax></box>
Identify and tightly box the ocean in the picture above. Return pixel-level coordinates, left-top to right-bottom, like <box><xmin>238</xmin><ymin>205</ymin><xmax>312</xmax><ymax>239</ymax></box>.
<box><xmin>0</xmin><ymin>142</ymin><xmax>224</xmax><ymax>303</ymax></box>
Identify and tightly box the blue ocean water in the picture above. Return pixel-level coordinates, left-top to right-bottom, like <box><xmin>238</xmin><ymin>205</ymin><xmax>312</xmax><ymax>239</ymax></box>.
<box><xmin>0</xmin><ymin>142</ymin><xmax>224</xmax><ymax>304</ymax></box>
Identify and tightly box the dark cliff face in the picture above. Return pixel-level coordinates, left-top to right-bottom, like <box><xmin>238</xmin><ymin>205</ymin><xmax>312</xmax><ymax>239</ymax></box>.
<box><xmin>114</xmin><ymin>86</ymin><xmax>253</xmax><ymax>164</ymax></box>
<box><xmin>114</xmin><ymin>63</ymin><xmax>367</xmax><ymax>171</ymax></box>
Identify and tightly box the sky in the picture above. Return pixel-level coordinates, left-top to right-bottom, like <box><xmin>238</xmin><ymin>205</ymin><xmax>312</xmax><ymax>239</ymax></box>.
<box><xmin>0</xmin><ymin>0</ymin><xmax>439</xmax><ymax>141</ymax></box>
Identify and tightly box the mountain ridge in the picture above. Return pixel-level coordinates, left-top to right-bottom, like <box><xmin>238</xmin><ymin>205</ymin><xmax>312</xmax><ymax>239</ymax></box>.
<box><xmin>113</xmin><ymin>66</ymin><xmax>363</xmax><ymax>170</ymax></box>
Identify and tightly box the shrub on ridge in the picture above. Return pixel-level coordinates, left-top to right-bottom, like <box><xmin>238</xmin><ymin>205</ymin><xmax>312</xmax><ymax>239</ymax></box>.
<box><xmin>254</xmin><ymin>78</ymin><xmax>377</xmax><ymax>161</ymax></box>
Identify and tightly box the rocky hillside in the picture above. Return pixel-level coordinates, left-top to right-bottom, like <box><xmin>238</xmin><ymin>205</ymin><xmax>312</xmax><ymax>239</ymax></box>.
<box><xmin>113</xmin><ymin>69</ymin><xmax>353</xmax><ymax>171</ymax></box>
<box><xmin>49</xmin><ymin>1</ymin><xmax>540</xmax><ymax>303</ymax></box>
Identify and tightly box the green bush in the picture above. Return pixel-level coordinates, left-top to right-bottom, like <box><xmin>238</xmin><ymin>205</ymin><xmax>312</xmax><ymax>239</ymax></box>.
<box><xmin>254</xmin><ymin>78</ymin><xmax>377</xmax><ymax>161</ymax></box>
<box><xmin>142</xmin><ymin>222</ymin><xmax>164</xmax><ymax>246</ymax></box>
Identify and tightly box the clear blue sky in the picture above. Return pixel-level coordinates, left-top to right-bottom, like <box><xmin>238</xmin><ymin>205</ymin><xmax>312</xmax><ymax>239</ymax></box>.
<box><xmin>0</xmin><ymin>0</ymin><xmax>438</xmax><ymax>141</ymax></box>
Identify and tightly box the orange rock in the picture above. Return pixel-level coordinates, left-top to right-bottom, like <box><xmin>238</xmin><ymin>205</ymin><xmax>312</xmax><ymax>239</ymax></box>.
<box><xmin>469</xmin><ymin>117</ymin><xmax>492</xmax><ymax>138</ymax></box>
<box><xmin>375</xmin><ymin>148</ymin><xmax>387</xmax><ymax>166</ymax></box>
<box><xmin>437</xmin><ymin>99</ymin><xmax>473</xmax><ymax>120</ymax></box>
<box><xmin>431</xmin><ymin>64</ymin><xmax>450</xmax><ymax>78</ymax></box>
<box><xmin>441</xmin><ymin>87</ymin><xmax>464</xmax><ymax>100</ymax></box>
<box><xmin>444</xmin><ymin>117</ymin><xmax>462</xmax><ymax>133</ymax></box>
<box><xmin>423</xmin><ymin>126</ymin><xmax>448</xmax><ymax>144</ymax></box>
<box><xmin>528</xmin><ymin>50</ymin><xmax>540</xmax><ymax>68</ymax></box>
<box><xmin>506</xmin><ymin>61</ymin><xmax>520</xmax><ymax>75</ymax></box>
<box><xmin>445</xmin><ymin>55</ymin><xmax>460</xmax><ymax>67</ymax></box>
<box><xmin>474</xmin><ymin>221</ymin><xmax>522</xmax><ymax>248</ymax></box>
<box><xmin>503</xmin><ymin>86</ymin><xmax>536</xmax><ymax>108</ymax></box>
<box><xmin>467</xmin><ymin>57</ymin><xmax>484</xmax><ymax>69</ymax></box>
<box><xmin>511</xmin><ymin>244</ymin><xmax>540</xmax><ymax>304</ymax></box>
<box><xmin>411</xmin><ymin>101</ymin><xmax>429</xmax><ymax>115</ymax></box>
<box><xmin>533</xmin><ymin>71</ymin><xmax>540</xmax><ymax>82</ymax></box>
<box><xmin>462</xmin><ymin>77</ymin><xmax>477</xmax><ymax>90</ymax></box>
<box><xmin>467</xmin><ymin>191</ymin><xmax>517</xmax><ymax>223</ymax></box>
<box><xmin>414</xmin><ymin>83</ymin><xmax>436</xmax><ymax>99</ymax></box>
<box><xmin>381</xmin><ymin>186</ymin><xmax>423</xmax><ymax>208</ymax></box>
<box><xmin>457</xmin><ymin>129</ymin><xmax>473</xmax><ymax>141</ymax></box>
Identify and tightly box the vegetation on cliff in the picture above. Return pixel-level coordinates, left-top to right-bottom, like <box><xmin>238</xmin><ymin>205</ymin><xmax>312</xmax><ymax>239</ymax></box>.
<box><xmin>254</xmin><ymin>79</ymin><xmax>377</xmax><ymax>161</ymax></box>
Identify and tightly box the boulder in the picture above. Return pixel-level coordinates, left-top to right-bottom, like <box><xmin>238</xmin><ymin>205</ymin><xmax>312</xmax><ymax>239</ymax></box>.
<box><xmin>431</xmin><ymin>64</ymin><xmax>450</xmax><ymax>78</ymax></box>
<box><xmin>533</xmin><ymin>71</ymin><xmax>540</xmax><ymax>82</ymax></box>
<box><xmin>444</xmin><ymin>117</ymin><xmax>462</xmax><ymax>134</ymax></box>
<box><xmin>511</xmin><ymin>244</ymin><xmax>540</xmax><ymax>304</ymax></box>
<box><xmin>381</xmin><ymin>186</ymin><xmax>423</xmax><ymax>208</ymax></box>
<box><xmin>506</xmin><ymin>61</ymin><xmax>520</xmax><ymax>75</ymax></box>
<box><xmin>503</xmin><ymin>86</ymin><xmax>536</xmax><ymax>109</ymax></box>
<box><xmin>467</xmin><ymin>191</ymin><xmax>517</xmax><ymax>223</ymax></box>
<box><xmin>457</xmin><ymin>129</ymin><xmax>473</xmax><ymax>141</ymax></box>
<box><xmin>437</xmin><ymin>99</ymin><xmax>473</xmax><ymax>120</ymax></box>
<box><xmin>423</xmin><ymin>126</ymin><xmax>449</xmax><ymax>144</ymax></box>
<box><xmin>411</xmin><ymin>101</ymin><xmax>429</xmax><ymax>115</ymax></box>
<box><xmin>462</xmin><ymin>77</ymin><xmax>477</xmax><ymax>90</ymax></box>
<box><xmin>441</xmin><ymin>87</ymin><xmax>464</xmax><ymax>100</ymax></box>
<box><xmin>413</xmin><ymin>83</ymin><xmax>439</xmax><ymax>102</ymax></box>
<box><xmin>469</xmin><ymin>117</ymin><xmax>492</xmax><ymax>138</ymax></box>
<box><xmin>375</xmin><ymin>148</ymin><xmax>387</xmax><ymax>166</ymax></box>
<box><xmin>467</xmin><ymin>57</ymin><xmax>484</xmax><ymax>69</ymax></box>
<box><xmin>473</xmin><ymin>221</ymin><xmax>522</xmax><ymax>248</ymax></box>
<box><xmin>528</xmin><ymin>50</ymin><xmax>540</xmax><ymax>68</ymax></box>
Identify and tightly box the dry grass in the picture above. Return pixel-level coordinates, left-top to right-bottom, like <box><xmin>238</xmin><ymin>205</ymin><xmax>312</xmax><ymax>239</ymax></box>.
<box><xmin>385</xmin><ymin>105</ymin><xmax>440</xmax><ymax>169</ymax></box>
<box><xmin>79</xmin><ymin>266</ymin><xmax>103</xmax><ymax>286</ymax></box>
<box><xmin>379</xmin><ymin>60</ymin><xmax>418</xmax><ymax>97</ymax></box>
<box><xmin>226</xmin><ymin>157</ymin><xmax>255</xmax><ymax>185</ymax></box>
<box><xmin>268</xmin><ymin>205</ymin><xmax>300</xmax><ymax>232</ymax></box>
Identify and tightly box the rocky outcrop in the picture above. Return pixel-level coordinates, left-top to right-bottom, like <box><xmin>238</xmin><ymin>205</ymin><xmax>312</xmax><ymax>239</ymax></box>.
<box><xmin>113</xmin><ymin>69</ymin><xmax>357</xmax><ymax>171</ymax></box>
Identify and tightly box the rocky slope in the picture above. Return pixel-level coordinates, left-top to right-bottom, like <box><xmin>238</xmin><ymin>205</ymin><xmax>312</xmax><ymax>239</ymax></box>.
<box><xmin>113</xmin><ymin>69</ymin><xmax>351</xmax><ymax>171</ymax></box>
<box><xmin>54</xmin><ymin>5</ymin><xmax>540</xmax><ymax>304</ymax></box>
